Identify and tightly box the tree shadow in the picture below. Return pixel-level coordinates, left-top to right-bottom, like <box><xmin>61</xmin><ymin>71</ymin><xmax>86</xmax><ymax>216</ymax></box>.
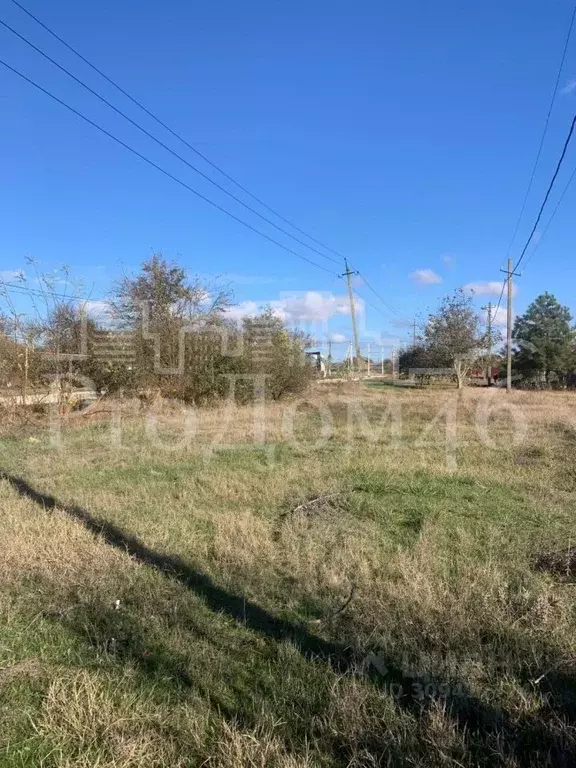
<box><xmin>4</xmin><ymin>469</ymin><xmax>576</xmax><ymax>766</ymax></box>
<box><xmin>0</xmin><ymin>470</ymin><xmax>354</xmax><ymax>668</ymax></box>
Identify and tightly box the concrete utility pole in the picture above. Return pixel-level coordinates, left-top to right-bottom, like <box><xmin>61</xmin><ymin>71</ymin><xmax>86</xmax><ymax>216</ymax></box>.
<box><xmin>506</xmin><ymin>265</ymin><xmax>513</xmax><ymax>392</ymax></box>
<box><xmin>367</xmin><ymin>342</ymin><xmax>371</xmax><ymax>376</ymax></box>
<box><xmin>341</xmin><ymin>260</ymin><xmax>361</xmax><ymax>369</ymax></box>
<box><xmin>392</xmin><ymin>345</ymin><xmax>398</xmax><ymax>379</ymax></box>
<box><xmin>481</xmin><ymin>301</ymin><xmax>493</xmax><ymax>386</ymax></box>
<box><xmin>501</xmin><ymin>259</ymin><xmax>519</xmax><ymax>393</ymax></box>
<box><xmin>327</xmin><ymin>340</ymin><xmax>332</xmax><ymax>377</ymax></box>
<box><xmin>381</xmin><ymin>344</ymin><xmax>384</xmax><ymax>375</ymax></box>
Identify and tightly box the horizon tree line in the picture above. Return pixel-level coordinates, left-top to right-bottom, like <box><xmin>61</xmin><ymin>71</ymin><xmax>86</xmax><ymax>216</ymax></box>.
<box><xmin>1</xmin><ymin>255</ymin><xmax>575</xmax><ymax>399</ymax></box>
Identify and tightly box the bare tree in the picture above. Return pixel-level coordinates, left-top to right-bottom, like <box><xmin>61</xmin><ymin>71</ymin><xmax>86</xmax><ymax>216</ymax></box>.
<box><xmin>111</xmin><ymin>253</ymin><xmax>231</xmax><ymax>400</ymax></box>
<box><xmin>0</xmin><ymin>264</ymin><xmax>89</xmax><ymax>410</ymax></box>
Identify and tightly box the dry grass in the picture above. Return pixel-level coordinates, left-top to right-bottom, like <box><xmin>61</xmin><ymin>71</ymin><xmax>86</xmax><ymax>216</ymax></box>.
<box><xmin>1</xmin><ymin>384</ymin><xmax>576</xmax><ymax>766</ymax></box>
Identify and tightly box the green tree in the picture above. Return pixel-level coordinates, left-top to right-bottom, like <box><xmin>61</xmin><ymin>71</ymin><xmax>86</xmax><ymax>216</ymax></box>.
<box><xmin>398</xmin><ymin>345</ymin><xmax>434</xmax><ymax>376</ymax></box>
<box><xmin>512</xmin><ymin>292</ymin><xmax>575</xmax><ymax>385</ymax></box>
<box><xmin>424</xmin><ymin>289</ymin><xmax>485</xmax><ymax>389</ymax></box>
<box><xmin>241</xmin><ymin>309</ymin><xmax>313</xmax><ymax>401</ymax></box>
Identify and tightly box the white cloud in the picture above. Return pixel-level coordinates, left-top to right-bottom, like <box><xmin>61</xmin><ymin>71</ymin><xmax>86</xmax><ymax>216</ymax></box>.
<box><xmin>410</xmin><ymin>269</ymin><xmax>442</xmax><ymax>286</ymax></box>
<box><xmin>0</xmin><ymin>270</ymin><xmax>25</xmax><ymax>282</ymax></box>
<box><xmin>492</xmin><ymin>307</ymin><xmax>508</xmax><ymax>327</ymax></box>
<box><xmin>225</xmin><ymin>291</ymin><xmax>360</xmax><ymax>327</ymax></box>
<box><xmin>463</xmin><ymin>280</ymin><xmax>517</xmax><ymax>298</ymax></box>
<box><xmin>272</xmin><ymin>291</ymin><xmax>359</xmax><ymax>324</ymax></box>
<box><xmin>329</xmin><ymin>332</ymin><xmax>348</xmax><ymax>343</ymax></box>
<box><xmin>561</xmin><ymin>79</ymin><xmax>576</xmax><ymax>95</ymax></box>
<box><xmin>83</xmin><ymin>300</ymin><xmax>113</xmax><ymax>319</ymax></box>
<box><xmin>224</xmin><ymin>300</ymin><xmax>260</xmax><ymax>322</ymax></box>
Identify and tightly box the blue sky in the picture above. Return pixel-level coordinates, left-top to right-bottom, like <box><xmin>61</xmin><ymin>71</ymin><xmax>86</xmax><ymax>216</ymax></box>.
<box><xmin>1</xmin><ymin>0</ymin><xmax>576</xmax><ymax>350</ymax></box>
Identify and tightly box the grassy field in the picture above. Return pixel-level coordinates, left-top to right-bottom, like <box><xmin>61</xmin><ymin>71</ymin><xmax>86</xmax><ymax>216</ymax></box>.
<box><xmin>1</xmin><ymin>384</ymin><xmax>576</xmax><ymax>766</ymax></box>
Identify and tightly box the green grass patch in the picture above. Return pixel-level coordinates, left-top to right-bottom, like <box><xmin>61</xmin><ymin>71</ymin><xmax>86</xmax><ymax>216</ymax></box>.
<box><xmin>2</xmin><ymin>391</ymin><xmax>576</xmax><ymax>765</ymax></box>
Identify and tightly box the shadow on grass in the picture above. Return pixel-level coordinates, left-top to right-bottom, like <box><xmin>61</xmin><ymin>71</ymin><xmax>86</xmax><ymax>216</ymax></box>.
<box><xmin>4</xmin><ymin>470</ymin><xmax>576</xmax><ymax>766</ymax></box>
<box><xmin>0</xmin><ymin>471</ymin><xmax>353</xmax><ymax>668</ymax></box>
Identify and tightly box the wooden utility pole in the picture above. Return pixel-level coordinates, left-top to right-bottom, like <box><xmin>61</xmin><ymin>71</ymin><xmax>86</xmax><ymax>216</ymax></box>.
<box><xmin>481</xmin><ymin>301</ymin><xmax>493</xmax><ymax>386</ymax></box>
<box><xmin>341</xmin><ymin>260</ymin><xmax>361</xmax><ymax>369</ymax></box>
<box><xmin>412</xmin><ymin>319</ymin><xmax>417</xmax><ymax>349</ymax></box>
<box><xmin>500</xmin><ymin>259</ymin><xmax>519</xmax><ymax>393</ymax></box>
<box><xmin>367</xmin><ymin>342</ymin><xmax>371</xmax><ymax>377</ymax></box>
<box><xmin>381</xmin><ymin>344</ymin><xmax>384</xmax><ymax>375</ymax></box>
<box><xmin>392</xmin><ymin>345</ymin><xmax>397</xmax><ymax>379</ymax></box>
<box><xmin>23</xmin><ymin>342</ymin><xmax>29</xmax><ymax>405</ymax></box>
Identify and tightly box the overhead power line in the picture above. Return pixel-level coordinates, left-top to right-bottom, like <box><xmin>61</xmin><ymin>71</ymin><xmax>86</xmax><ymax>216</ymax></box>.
<box><xmin>0</xmin><ymin>57</ymin><xmax>338</xmax><ymax>277</ymax></box>
<box><xmin>356</xmin><ymin>273</ymin><xmax>401</xmax><ymax>317</ymax></box>
<box><xmin>8</xmin><ymin>0</ymin><xmax>346</xmax><ymax>263</ymax></box>
<box><xmin>2</xmin><ymin>9</ymin><xmax>402</xmax><ymax>322</ymax></box>
<box><xmin>504</xmin><ymin>0</ymin><xmax>576</xmax><ymax>258</ymax></box>
<box><xmin>493</xmin><ymin>3</ymin><xmax>576</xmax><ymax>325</ymax></box>
<box><xmin>492</xmin><ymin>279</ymin><xmax>507</xmax><ymax>321</ymax></box>
<box><xmin>353</xmin><ymin>289</ymin><xmax>394</xmax><ymax>323</ymax></box>
<box><xmin>4</xmin><ymin>2</ymin><xmax>404</xmax><ymax>322</ymax></box>
<box><xmin>513</xmin><ymin>113</ymin><xmax>576</xmax><ymax>273</ymax></box>
<box><xmin>0</xmin><ymin>280</ymin><xmax>90</xmax><ymax>303</ymax></box>
<box><xmin>492</xmin><ymin>113</ymin><xmax>576</xmax><ymax>323</ymax></box>
<box><xmin>522</xmin><ymin>163</ymin><xmax>576</xmax><ymax>270</ymax></box>
<box><xmin>0</xmin><ymin>17</ymin><xmax>341</xmax><ymax>267</ymax></box>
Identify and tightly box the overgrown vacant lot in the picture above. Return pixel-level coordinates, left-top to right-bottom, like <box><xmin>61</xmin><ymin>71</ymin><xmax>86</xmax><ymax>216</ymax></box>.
<box><xmin>1</xmin><ymin>385</ymin><xmax>576</xmax><ymax>767</ymax></box>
